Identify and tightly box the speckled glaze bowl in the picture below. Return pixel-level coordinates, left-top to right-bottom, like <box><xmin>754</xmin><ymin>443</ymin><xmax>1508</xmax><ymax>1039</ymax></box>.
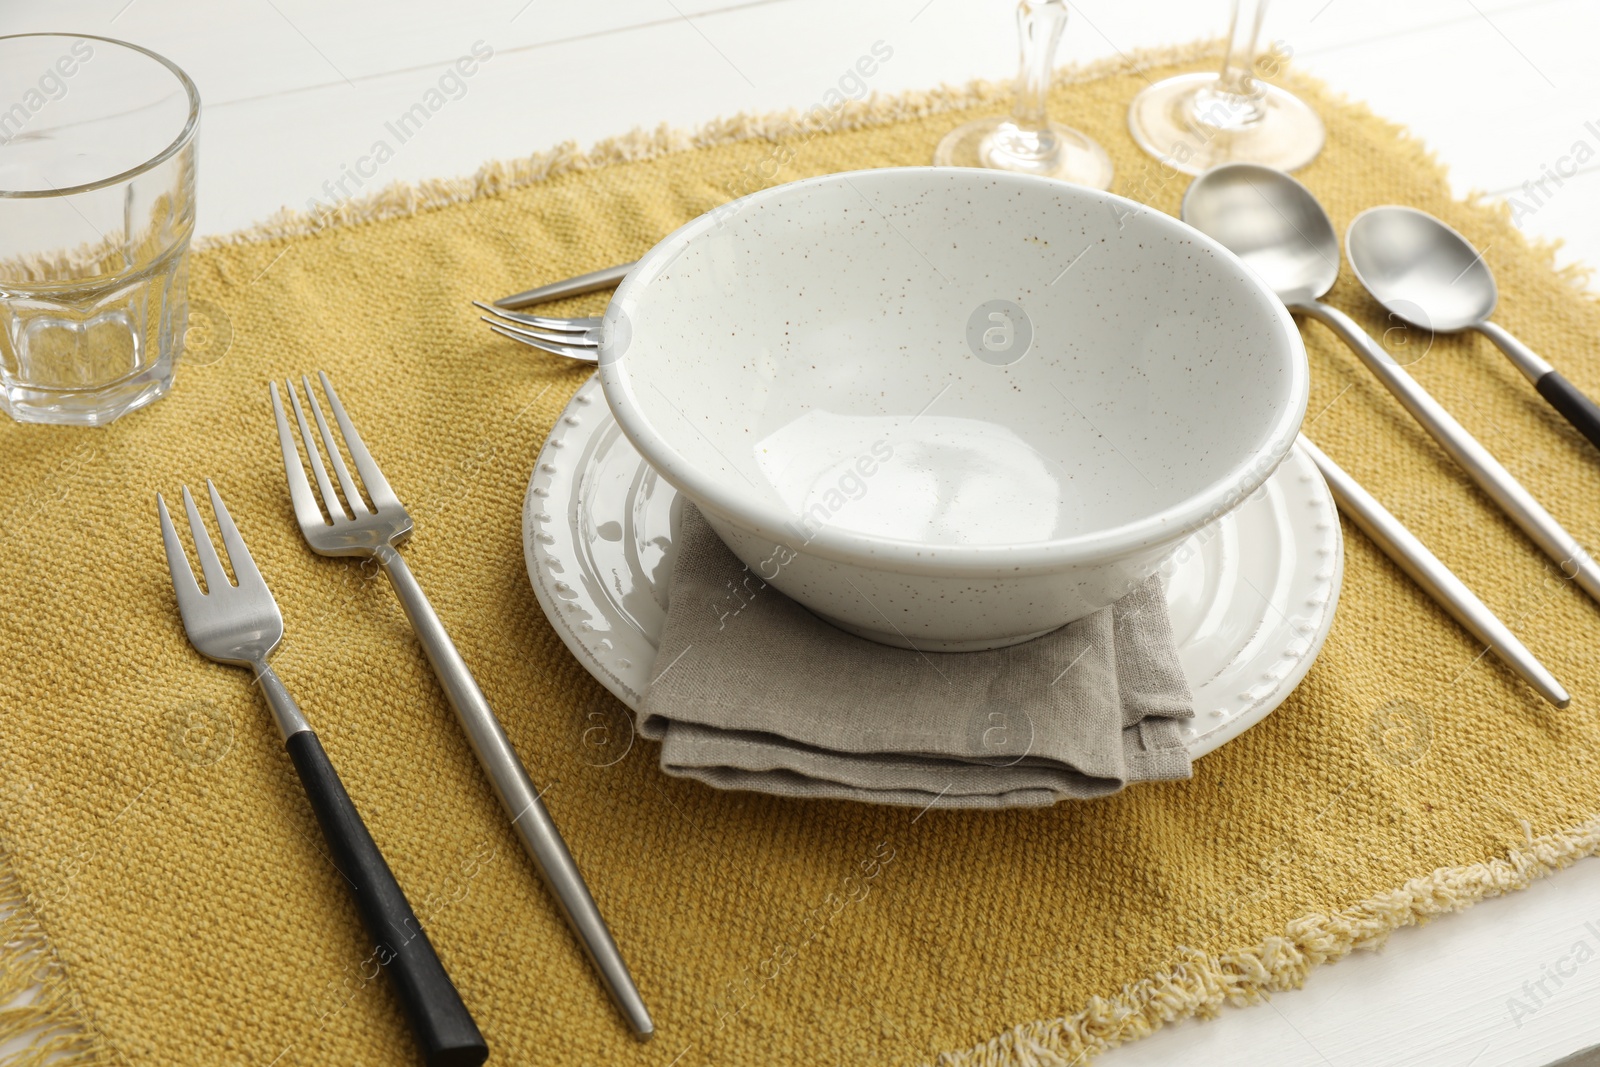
<box><xmin>597</xmin><ymin>167</ymin><xmax>1308</xmax><ymax>650</ymax></box>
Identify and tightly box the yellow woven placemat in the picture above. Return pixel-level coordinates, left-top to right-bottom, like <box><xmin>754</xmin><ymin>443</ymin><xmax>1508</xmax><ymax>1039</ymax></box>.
<box><xmin>5</xmin><ymin>42</ymin><xmax>1600</xmax><ymax>1067</ymax></box>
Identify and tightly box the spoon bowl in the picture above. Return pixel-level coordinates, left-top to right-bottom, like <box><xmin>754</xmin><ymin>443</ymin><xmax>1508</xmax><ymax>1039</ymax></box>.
<box><xmin>1346</xmin><ymin>207</ymin><xmax>1496</xmax><ymax>333</ymax></box>
<box><xmin>1179</xmin><ymin>162</ymin><xmax>1340</xmax><ymax>306</ymax></box>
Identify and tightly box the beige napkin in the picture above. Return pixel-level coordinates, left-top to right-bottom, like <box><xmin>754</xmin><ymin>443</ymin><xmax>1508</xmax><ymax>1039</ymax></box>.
<box><xmin>637</xmin><ymin>506</ymin><xmax>1194</xmax><ymax>809</ymax></box>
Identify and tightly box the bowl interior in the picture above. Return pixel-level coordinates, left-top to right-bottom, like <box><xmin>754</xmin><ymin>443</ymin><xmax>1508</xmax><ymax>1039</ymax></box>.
<box><xmin>606</xmin><ymin>168</ymin><xmax>1302</xmax><ymax>551</ymax></box>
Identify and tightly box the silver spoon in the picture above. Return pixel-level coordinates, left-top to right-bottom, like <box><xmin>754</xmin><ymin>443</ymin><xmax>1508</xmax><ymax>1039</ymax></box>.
<box><xmin>1346</xmin><ymin>205</ymin><xmax>1600</xmax><ymax>454</ymax></box>
<box><xmin>1182</xmin><ymin>163</ymin><xmax>1600</xmax><ymax>612</ymax></box>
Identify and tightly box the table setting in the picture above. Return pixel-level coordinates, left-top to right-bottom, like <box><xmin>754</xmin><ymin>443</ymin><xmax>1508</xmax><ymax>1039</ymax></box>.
<box><xmin>2</xmin><ymin>3</ymin><xmax>1599</xmax><ymax>1065</ymax></box>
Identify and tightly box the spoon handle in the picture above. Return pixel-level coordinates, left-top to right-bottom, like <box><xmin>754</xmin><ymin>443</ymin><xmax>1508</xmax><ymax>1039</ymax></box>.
<box><xmin>1475</xmin><ymin>321</ymin><xmax>1600</xmax><ymax>454</ymax></box>
<box><xmin>1297</xmin><ymin>435</ymin><xmax>1567</xmax><ymax>707</ymax></box>
<box><xmin>1297</xmin><ymin>299</ymin><xmax>1600</xmax><ymax>608</ymax></box>
<box><xmin>1535</xmin><ymin>372</ymin><xmax>1600</xmax><ymax>455</ymax></box>
<box><xmin>1472</xmin><ymin>320</ymin><xmax>1551</xmax><ymax>385</ymax></box>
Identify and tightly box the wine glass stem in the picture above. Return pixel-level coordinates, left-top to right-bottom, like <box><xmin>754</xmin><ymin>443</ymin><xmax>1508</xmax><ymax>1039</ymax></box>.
<box><xmin>1209</xmin><ymin>0</ymin><xmax>1270</xmax><ymax>122</ymax></box>
<box><xmin>1009</xmin><ymin>0</ymin><xmax>1067</xmax><ymax>133</ymax></box>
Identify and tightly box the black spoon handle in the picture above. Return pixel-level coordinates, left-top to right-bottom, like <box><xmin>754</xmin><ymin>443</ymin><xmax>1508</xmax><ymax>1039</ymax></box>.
<box><xmin>286</xmin><ymin>730</ymin><xmax>489</xmax><ymax>1067</ymax></box>
<box><xmin>1536</xmin><ymin>370</ymin><xmax>1600</xmax><ymax>454</ymax></box>
<box><xmin>1476</xmin><ymin>319</ymin><xmax>1600</xmax><ymax>454</ymax></box>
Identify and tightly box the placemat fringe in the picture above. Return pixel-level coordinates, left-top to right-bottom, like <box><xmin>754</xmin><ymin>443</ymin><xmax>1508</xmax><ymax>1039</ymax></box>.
<box><xmin>929</xmin><ymin>813</ymin><xmax>1600</xmax><ymax>1065</ymax></box>
<box><xmin>189</xmin><ymin>39</ymin><xmax>1598</xmax><ymax>309</ymax></box>
<box><xmin>193</xmin><ymin>40</ymin><xmax>1231</xmax><ymax>252</ymax></box>
<box><xmin>0</xmin><ymin>849</ymin><xmax>108</xmax><ymax>1066</ymax></box>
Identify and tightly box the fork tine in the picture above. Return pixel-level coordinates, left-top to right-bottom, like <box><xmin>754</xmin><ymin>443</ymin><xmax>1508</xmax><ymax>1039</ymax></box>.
<box><xmin>271</xmin><ymin>382</ymin><xmax>332</xmax><ymax>531</ymax></box>
<box><xmin>302</xmin><ymin>375</ymin><xmax>369</xmax><ymax>516</ymax></box>
<box><xmin>471</xmin><ymin>300</ymin><xmax>602</xmax><ymax>332</ymax></box>
<box><xmin>477</xmin><ymin>316</ymin><xmax>600</xmax><ymax>348</ymax></box>
<box><xmin>181</xmin><ymin>484</ymin><xmax>231</xmax><ymax>593</ymax></box>
<box><xmin>157</xmin><ymin>492</ymin><xmax>205</xmax><ymax>616</ymax></box>
<box><xmin>316</xmin><ymin>371</ymin><xmax>402</xmax><ymax>509</ymax></box>
<box><xmin>206</xmin><ymin>480</ymin><xmax>266</xmax><ymax>592</ymax></box>
<box><xmin>286</xmin><ymin>377</ymin><xmax>348</xmax><ymax>522</ymax></box>
<box><xmin>487</xmin><ymin>324</ymin><xmax>600</xmax><ymax>363</ymax></box>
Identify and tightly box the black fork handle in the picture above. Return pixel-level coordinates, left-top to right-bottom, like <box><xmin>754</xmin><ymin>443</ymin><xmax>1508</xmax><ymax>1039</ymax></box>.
<box><xmin>286</xmin><ymin>730</ymin><xmax>488</xmax><ymax>1067</ymax></box>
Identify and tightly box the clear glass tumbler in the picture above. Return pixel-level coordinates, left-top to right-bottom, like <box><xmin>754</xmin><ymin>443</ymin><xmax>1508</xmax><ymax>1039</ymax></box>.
<box><xmin>0</xmin><ymin>33</ymin><xmax>199</xmax><ymax>426</ymax></box>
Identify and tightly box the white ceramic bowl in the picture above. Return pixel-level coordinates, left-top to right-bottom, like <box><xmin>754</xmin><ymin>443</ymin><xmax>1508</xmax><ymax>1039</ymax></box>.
<box><xmin>597</xmin><ymin>167</ymin><xmax>1307</xmax><ymax>650</ymax></box>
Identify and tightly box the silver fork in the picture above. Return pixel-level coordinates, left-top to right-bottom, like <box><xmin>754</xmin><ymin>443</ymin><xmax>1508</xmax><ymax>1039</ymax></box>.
<box><xmin>475</xmin><ymin>258</ymin><xmax>637</xmax><ymax>361</ymax></box>
<box><xmin>472</xmin><ymin>301</ymin><xmax>602</xmax><ymax>362</ymax></box>
<box><xmin>268</xmin><ymin>372</ymin><xmax>653</xmax><ymax>1039</ymax></box>
<box><xmin>157</xmin><ymin>481</ymin><xmax>488</xmax><ymax>1067</ymax></box>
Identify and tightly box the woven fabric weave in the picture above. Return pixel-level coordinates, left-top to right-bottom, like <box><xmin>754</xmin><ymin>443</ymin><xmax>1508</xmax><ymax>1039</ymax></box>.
<box><xmin>4</xmin><ymin>43</ymin><xmax>1600</xmax><ymax>1067</ymax></box>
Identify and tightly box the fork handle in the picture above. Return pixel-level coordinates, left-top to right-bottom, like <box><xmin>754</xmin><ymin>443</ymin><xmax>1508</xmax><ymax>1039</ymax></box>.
<box><xmin>494</xmin><ymin>261</ymin><xmax>636</xmax><ymax>310</ymax></box>
<box><xmin>285</xmin><ymin>729</ymin><xmax>489</xmax><ymax>1067</ymax></box>
<box><xmin>374</xmin><ymin>547</ymin><xmax>654</xmax><ymax>1039</ymax></box>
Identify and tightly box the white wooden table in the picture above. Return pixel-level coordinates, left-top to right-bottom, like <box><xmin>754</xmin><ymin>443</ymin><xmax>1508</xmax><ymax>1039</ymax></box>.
<box><xmin>4</xmin><ymin>3</ymin><xmax>1597</xmax><ymax>1065</ymax></box>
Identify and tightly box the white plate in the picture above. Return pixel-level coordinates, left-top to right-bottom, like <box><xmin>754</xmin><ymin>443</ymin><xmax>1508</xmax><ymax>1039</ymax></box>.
<box><xmin>524</xmin><ymin>377</ymin><xmax>1343</xmax><ymax>759</ymax></box>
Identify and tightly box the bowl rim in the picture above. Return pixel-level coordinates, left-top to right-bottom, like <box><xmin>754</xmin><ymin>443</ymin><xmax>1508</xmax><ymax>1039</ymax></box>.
<box><xmin>597</xmin><ymin>166</ymin><xmax>1309</xmax><ymax>575</ymax></box>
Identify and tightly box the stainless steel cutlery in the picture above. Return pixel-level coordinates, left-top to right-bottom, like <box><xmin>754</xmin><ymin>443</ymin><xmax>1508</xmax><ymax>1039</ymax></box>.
<box><xmin>473</xmin><ymin>301</ymin><xmax>601</xmax><ymax>362</ymax></box>
<box><xmin>1183</xmin><ymin>164</ymin><xmax>1600</xmax><ymax>611</ymax></box>
<box><xmin>157</xmin><ymin>481</ymin><xmax>489</xmax><ymax>1067</ymax></box>
<box><xmin>1346</xmin><ymin>205</ymin><xmax>1600</xmax><ymax>455</ymax></box>
<box><xmin>478</xmin><ymin>261</ymin><xmax>634</xmax><ymax>359</ymax></box>
<box><xmin>1180</xmin><ymin>164</ymin><xmax>1572</xmax><ymax>704</ymax></box>
<box><xmin>1296</xmin><ymin>438</ymin><xmax>1568</xmax><ymax>707</ymax></box>
<box><xmin>493</xmin><ymin>261</ymin><xmax>634</xmax><ymax>310</ymax></box>
<box><xmin>268</xmin><ymin>372</ymin><xmax>653</xmax><ymax>1038</ymax></box>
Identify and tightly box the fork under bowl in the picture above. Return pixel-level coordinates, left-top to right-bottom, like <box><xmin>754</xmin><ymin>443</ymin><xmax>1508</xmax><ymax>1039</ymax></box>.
<box><xmin>474</xmin><ymin>301</ymin><xmax>602</xmax><ymax>362</ymax></box>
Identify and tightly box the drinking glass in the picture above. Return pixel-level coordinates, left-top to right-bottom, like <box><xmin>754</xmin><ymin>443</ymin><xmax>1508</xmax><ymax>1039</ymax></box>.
<box><xmin>0</xmin><ymin>33</ymin><xmax>199</xmax><ymax>426</ymax></box>
<box><xmin>933</xmin><ymin>0</ymin><xmax>1113</xmax><ymax>190</ymax></box>
<box><xmin>1126</xmin><ymin>0</ymin><xmax>1323</xmax><ymax>175</ymax></box>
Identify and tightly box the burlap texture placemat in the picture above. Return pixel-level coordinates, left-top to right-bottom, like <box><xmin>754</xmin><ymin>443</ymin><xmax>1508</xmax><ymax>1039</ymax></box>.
<box><xmin>5</xmin><ymin>42</ymin><xmax>1600</xmax><ymax>1066</ymax></box>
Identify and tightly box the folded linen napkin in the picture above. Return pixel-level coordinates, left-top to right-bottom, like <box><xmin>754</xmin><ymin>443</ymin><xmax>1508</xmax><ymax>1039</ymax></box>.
<box><xmin>638</xmin><ymin>506</ymin><xmax>1195</xmax><ymax>809</ymax></box>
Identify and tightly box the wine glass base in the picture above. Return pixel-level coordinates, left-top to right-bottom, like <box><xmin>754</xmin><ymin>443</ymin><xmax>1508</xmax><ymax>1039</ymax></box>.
<box><xmin>1127</xmin><ymin>72</ymin><xmax>1325</xmax><ymax>175</ymax></box>
<box><xmin>933</xmin><ymin>116</ymin><xmax>1114</xmax><ymax>190</ymax></box>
